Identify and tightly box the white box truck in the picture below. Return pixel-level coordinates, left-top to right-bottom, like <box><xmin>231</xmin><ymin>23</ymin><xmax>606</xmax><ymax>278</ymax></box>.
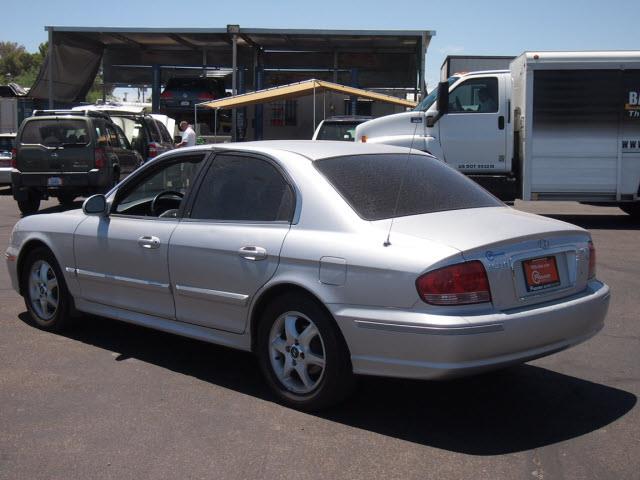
<box><xmin>356</xmin><ymin>51</ymin><xmax>640</xmax><ymax>217</ymax></box>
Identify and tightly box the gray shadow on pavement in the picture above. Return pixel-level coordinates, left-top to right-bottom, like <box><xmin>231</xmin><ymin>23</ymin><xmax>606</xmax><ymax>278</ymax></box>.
<box><xmin>18</xmin><ymin>312</ymin><xmax>637</xmax><ymax>456</ymax></box>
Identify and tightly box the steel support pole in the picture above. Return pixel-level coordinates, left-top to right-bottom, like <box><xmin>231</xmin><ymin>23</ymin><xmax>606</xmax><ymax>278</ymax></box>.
<box><xmin>419</xmin><ymin>33</ymin><xmax>427</xmax><ymax>99</ymax></box>
<box><xmin>151</xmin><ymin>64</ymin><xmax>161</xmax><ymax>113</ymax></box>
<box><xmin>231</xmin><ymin>33</ymin><xmax>238</xmax><ymax>142</ymax></box>
<box><xmin>313</xmin><ymin>83</ymin><xmax>316</xmax><ymax>135</ymax></box>
<box><xmin>194</xmin><ymin>104</ymin><xmax>198</xmax><ymax>135</ymax></box>
<box><xmin>48</xmin><ymin>29</ymin><xmax>54</xmax><ymax>109</ymax></box>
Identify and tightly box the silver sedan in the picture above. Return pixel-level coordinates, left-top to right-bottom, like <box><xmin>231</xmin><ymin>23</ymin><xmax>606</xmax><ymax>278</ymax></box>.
<box><xmin>6</xmin><ymin>141</ymin><xmax>610</xmax><ymax>410</ymax></box>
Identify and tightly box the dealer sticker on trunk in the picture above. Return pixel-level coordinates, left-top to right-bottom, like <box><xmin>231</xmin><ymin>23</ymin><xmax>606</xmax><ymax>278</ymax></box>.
<box><xmin>522</xmin><ymin>256</ymin><xmax>561</xmax><ymax>292</ymax></box>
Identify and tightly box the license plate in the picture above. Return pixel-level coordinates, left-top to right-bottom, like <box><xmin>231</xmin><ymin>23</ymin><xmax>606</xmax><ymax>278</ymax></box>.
<box><xmin>180</xmin><ymin>100</ymin><xmax>190</xmax><ymax>106</ymax></box>
<box><xmin>522</xmin><ymin>256</ymin><xmax>561</xmax><ymax>292</ymax></box>
<box><xmin>47</xmin><ymin>177</ymin><xmax>62</xmax><ymax>187</ymax></box>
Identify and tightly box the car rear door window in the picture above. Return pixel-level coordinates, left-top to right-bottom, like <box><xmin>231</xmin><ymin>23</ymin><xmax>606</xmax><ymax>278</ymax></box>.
<box><xmin>315</xmin><ymin>153</ymin><xmax>502</xmax><ymax>221</ymax></box>
<box><xmin>147</xmin><ymin>120</ymin><xmax>162</xmax><ymax>143</ymax></box>
<box><xmin>190</xmin><ymin>154</ymin><xmax>294</xmax><ymax>222</ymax></box>
<box><xmin>156</xmin><ymin>120</ymin><xmax>173</xmax><ymax>143</ymax></box>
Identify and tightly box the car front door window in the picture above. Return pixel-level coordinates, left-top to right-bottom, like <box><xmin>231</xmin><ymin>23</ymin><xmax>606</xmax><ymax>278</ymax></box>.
<box><xmin>114</xmin><ymin>154</ymin><xmax>206</xmax><ymax>218</ymax></box>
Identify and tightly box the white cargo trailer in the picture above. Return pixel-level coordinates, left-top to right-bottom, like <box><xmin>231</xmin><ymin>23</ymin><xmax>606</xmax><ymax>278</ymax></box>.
<box><xmin>356</xmin><ymin>51</ymin><xmax>640</xmax><ymax>217</ymax></box>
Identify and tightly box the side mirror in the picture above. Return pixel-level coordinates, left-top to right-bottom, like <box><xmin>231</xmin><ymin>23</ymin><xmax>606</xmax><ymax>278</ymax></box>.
<box><xmin>426</xmin><ymin>116</ymin><xmax>436</xmax><ymax>128</ymax></box>
<box><xmin>82</xmin><ymin>194</ymin><xmax>107</xmax><ymax>216</ymax></box>
<box><xmin>436</xmin><ymin>81</ymin><xmax>449</xmax><ymax>116</ymax></box>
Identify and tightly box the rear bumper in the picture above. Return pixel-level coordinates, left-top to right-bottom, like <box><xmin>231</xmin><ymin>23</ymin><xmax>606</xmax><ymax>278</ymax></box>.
<box><xmin>11</xmin><ymin>170</ymin><xmax>105</xmax><ymax>198</ymax></box>
<box><xmin>331</xmin><ymin>280</ymin><xmax>610</xmax><ymax>380</ymax></box>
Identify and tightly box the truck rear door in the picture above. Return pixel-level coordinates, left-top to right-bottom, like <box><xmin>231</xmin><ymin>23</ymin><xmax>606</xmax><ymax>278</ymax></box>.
<box><xmin>437</xmin><ymin>75</ymin><xmax>508</xmax><ymax>173</ymax></box>
<box><xmin>18</xmin><ymin>118</ymin><xmax>93</xmax><ymax>173</ymax></box>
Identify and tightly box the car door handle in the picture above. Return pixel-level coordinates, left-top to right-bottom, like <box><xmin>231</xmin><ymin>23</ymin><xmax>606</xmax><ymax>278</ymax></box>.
<box><xmin>238</xmin><ymin>246</ymin><xmax>267</xmax><ymax>261</ymax></box>
<box><xmin>498</xmin><ymin>115</ymin><xmax>505</xmax><ymax>130</ymax></box>
<box><xmin>138</xmin><ymin>236</ymin><xmax>161</xmax><ymax>249</ymax></box>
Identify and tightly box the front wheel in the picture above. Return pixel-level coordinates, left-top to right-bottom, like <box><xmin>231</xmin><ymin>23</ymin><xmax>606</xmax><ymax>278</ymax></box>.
<box><xmin>257</xmin><ymin>293</ymin><xmax>354</xmax><ymax>411</ymax></box>
<box><xmin>21</xmin><ymin>248</ymin><xmax>73</xmax><ymax>331</ymax></box>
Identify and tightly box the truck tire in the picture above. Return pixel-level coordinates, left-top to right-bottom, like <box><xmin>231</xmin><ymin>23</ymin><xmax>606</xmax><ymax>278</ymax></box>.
<box><xmin>619</xmin><ymin>203</ymin><xmax>640</xmax><ymax>218</ymax></box>
<box><xmin>57</xmin><ymin>193</ymin><xmax>76</xmax><ymax>207</ymax></box>
<box><xmin>17</xmin><ymin>190</ymin><xmax>41</xmax><ymax>216</ymax></box>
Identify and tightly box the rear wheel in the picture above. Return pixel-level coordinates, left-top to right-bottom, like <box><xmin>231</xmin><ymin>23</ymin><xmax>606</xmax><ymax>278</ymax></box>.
<box><xmin>257</xmin><ymin>293</ymin><xmax>354</xmax><ymax>411</ymax></box>
<box><xmin>619</xmin><ymin>202</ymin><xmax>640</xmax><ymax>218</ymax></box>
<box><xmin>21</xmin><ymin>248</ymin><xmax>73</xmax><ymax>331</ymax></box>
<box><xmin>17</xmin><ymin>190</ymin><xmax>40</xmax><ymax>216</ymax></box>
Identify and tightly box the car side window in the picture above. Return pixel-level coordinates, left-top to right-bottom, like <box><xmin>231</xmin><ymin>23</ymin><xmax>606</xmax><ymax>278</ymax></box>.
<box><xmin>113</xmin><ymin>154</ymin><xmax>206</xmax><ymax>218</ymax></box>
<box><xmin>114</xmin><ymin>125</ymin><xmax>132</xmax><ymax>149</ymax></box>
<box><xmin>448</xmin><ymin>77</ymin><xmax>499</xmax><ymax>113</ymax></box>
<box><xmin>156</xmin><ymin>120</ymin><xmax>174</xmax><ymax>143</ymax></box>
<box><xmin>104</xmin><ymin>124</ymin><xmax>120</xmax><ymax>147</ymax></box>
<box><xmin>190</xmin><ymin>154</ymin><xmax>294</xmax><ymax>222</ymax></box>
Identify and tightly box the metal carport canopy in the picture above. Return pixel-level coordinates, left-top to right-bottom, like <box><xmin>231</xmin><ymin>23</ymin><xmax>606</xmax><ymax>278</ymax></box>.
<box><xmin>200</xmin><ymin>79</ymin><xmax>418</xmax><ymax>109</ymax></box>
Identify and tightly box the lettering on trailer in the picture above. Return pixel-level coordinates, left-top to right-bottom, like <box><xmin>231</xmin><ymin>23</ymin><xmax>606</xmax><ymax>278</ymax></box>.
<box><xmin>622</xmin><ymin>140</ymin><xmax>640</xmax><ymax>150</ymax></box>
<box><xmin>626</xmin><ymin>91</ymin><xmax>640</xmax><ymax>119</ymax></box>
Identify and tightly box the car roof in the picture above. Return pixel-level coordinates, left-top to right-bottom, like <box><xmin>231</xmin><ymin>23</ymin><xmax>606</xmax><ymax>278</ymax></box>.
<box><xmin>178</xmin><ymin>140</ymin><xmax>427</xmax><ymax>161</ymax></box>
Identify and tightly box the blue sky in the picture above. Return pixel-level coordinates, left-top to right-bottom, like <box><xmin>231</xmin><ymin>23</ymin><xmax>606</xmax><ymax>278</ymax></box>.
<box><xmin>3</xmin><ymin>0</ymin><xmax>637</xmax><ymax>90</ymax></box>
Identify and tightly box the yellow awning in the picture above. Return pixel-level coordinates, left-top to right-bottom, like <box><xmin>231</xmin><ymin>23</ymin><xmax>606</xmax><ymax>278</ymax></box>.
<box><xmin>200</xmin><ymin>79</ymin><xmax>417</xmax><ymax>109</ymax></box>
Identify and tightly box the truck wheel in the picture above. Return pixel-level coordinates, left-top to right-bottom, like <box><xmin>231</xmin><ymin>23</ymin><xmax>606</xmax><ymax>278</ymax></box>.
<box><xmin>619</xmin><ymin>203</ymin><xmax>640</xmax><ymax>218</ymax></box>
<box><xmin>256</xmin><ymin>292</ymin><xmax>355</xmax><ymax>411</ymax></box>
<box><xmin>17</xmin><ymin>191</ymin><xmax>41</xmax><ymax>216</ymax></box>
<box><xmin>57</xmin><ymin>193</ymin><xmax>76</xmax><ymax>206</ymax></box>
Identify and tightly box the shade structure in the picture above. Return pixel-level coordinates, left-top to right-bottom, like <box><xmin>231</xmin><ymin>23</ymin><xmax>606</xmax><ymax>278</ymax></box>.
<box><xmin>200</xmin><ymin>79</ymin><xmax>418</xmax><ymax>109</ymax></box>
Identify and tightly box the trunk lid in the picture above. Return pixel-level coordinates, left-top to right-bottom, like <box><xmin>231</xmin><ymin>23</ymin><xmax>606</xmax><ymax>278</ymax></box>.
<box><xmin>377</xmin><ymin>206</ymin><xmax>593</xmax><ymax>310</ymax></box>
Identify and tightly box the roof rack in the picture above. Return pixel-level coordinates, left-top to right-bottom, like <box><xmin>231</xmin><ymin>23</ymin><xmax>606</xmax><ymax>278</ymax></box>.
<box><xmin>32</xmin><ymin>109</ymin><xmax>111</xmax><ymax>120</ymax></box>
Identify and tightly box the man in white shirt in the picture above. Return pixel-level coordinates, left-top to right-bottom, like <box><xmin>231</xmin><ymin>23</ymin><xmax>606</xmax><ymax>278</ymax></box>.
<box><xmin>176</xmin><ymin>121</ymin><xmax>196</xmax><ymax>147</ymax></box>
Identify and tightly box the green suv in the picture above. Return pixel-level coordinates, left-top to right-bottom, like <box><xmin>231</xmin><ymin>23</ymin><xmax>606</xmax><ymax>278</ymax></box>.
<box><xmin>12</xmin><ymin>110</ymin><xmax>143</xmax><ymax>215</ymax></box>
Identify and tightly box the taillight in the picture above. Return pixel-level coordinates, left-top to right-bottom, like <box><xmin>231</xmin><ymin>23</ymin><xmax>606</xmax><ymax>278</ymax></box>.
<box><xmin>588</xmin><ymin>241</ymin><xmax>596</xmax><ymax>279</ymax></box>
<box><xmin>160</xmin><ymin>91</ymin><xmax>173</xmax><ymax>99</ymax></box>
<box><xmin>416</xmin><ymin>260</ymin><xmax>491</xmax><ymax>306</ymax></box>
<box><xmin>148</xmin><ymin>142</ymin><xmax>159</xmax><ymax>158</ymax></box>
<box><xmin>11</xmin><ymin>148</ymin><xmax>17</xmax><ymax>169</ymax></box>
<box><xmin>94</xmin><ymin>147</ymin><xmax>106</xmax><ymax>169</ymax></box>
<box><xmin>197</xmin><ymin>92</ymin><xmax>215</xmax><ymax>100</ymax></box>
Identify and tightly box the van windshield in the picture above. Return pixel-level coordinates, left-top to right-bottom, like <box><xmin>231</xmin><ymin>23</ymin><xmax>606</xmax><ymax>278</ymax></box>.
<box><xmin>414</xmin><ymin>76</ymin><xmax>459</xmax><ymax>112</ymax></box>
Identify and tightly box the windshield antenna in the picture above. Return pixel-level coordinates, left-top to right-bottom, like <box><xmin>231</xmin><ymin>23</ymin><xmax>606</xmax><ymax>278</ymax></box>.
<box><xmin>383</xmin><ymin>118</ymin><xmax>421</xmax><ymax>247</ymax></box>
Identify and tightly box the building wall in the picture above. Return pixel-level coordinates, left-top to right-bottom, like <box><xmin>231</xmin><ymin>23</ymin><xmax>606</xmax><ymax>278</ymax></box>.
<box><xmin>244</xmin><ymin>91</ymin><xmax>409</xmax><ymax>141</ymax></box>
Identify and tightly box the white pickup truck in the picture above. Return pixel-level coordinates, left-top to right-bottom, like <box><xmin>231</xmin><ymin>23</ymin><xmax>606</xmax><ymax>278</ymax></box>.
<box><xmin>356</xmin><ymin>51</ymin><xmax>640</xmax><ymax>217</ymax></box>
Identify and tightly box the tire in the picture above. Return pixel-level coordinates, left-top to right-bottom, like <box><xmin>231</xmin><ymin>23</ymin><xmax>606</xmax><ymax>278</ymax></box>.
<box><xmin>21</xmin><ymin>247</ymin><xmax>73</xmax><ymax>332</ymax></box>
<box><xmin>619</xmin><ymin>203</ymin><xmax>640</xmax><ymax>218</ymax></box>
<box><xmin>57</xmin><ymin>193</ymin><xmax>76</xmax><ymax>206</ymax></box>
<box><xmin>257</xmin><ymin>292</ymin><xmax>355</xmax><ymax>411</ymax></box>
<box><xmin>17</xmin><ymin>190</ymin><xmax>40</xmax><ymax>216</ymax></box>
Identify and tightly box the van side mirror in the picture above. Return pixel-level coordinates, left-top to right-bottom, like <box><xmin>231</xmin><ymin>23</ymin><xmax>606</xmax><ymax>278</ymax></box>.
<box><xmin>82</xmin><ymin>194</ymin><xmax>107</xmax><ymax>216</ymax></box>
<box><xmin>436</xmin><ymin>81</ymin><xmax>449</xmax><ymax>116</ymax></box>
<box><xmin>426</xmin><ymin>116</ymin><xmax>436</xmax><ymax>128</ymax></box>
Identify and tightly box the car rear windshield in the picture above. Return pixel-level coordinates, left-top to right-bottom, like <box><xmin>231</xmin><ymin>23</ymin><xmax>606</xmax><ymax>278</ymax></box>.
<box><xmin>315</xmin><ymin>153</ymin><xmax>503</xmax><ymax>221</ymax></box>
<box><xmin>317</xmin><ymin>122</ymin><xmax>361</xmax><ymax>141</ymax></box>
<box><xmin>164</xmin><ymin>77</ymin><xmax>224</xmax><ymax>92</ymax></box>
<box><xmin>20</xmin><ymin>119</ymin><xmax>89</xmax><ymax>146</ymax></box>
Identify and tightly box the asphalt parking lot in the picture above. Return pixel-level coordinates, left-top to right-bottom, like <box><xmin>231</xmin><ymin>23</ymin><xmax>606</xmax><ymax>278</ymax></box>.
<box><xmin>0</xmin><ymin>195</ymin><xmax>638</xmax><ymax>480</ymax></box>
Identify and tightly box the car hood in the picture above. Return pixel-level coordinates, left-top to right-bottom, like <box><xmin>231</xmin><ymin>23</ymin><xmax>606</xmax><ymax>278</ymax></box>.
<box><xmin>372</xmin><ymin>206</ymin><xmax>586</xmax><ymax>253</ymax></box>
